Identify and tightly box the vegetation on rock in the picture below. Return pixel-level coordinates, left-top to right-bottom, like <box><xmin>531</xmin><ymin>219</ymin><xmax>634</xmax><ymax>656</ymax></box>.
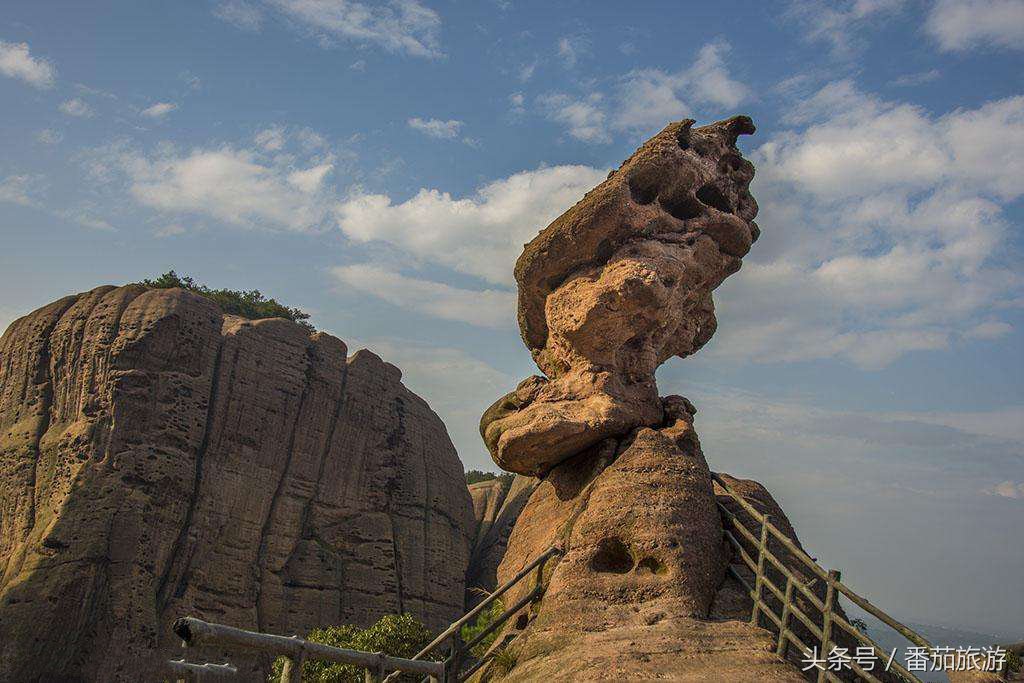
<box><xmin>269</xmin><ymin>614</ymin><xmax>438</xmax><ymax>682</ymax></box>
<box><xmin>459</xmin><ymin>598</ymin><xmax>504</xmax><ymax>657</ymax></box>
<box><xmin>140</xmin><ymin>270</ymin><xmax>313</xmax><ymax>331</ymax></box>
<box><xmin>465</xmin><ymin>470</ymin><xmax>514</xmax><ymax>488</ymax></box>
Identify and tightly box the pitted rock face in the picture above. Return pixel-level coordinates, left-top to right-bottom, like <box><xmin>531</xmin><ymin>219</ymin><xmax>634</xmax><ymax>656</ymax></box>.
<box><xmin>483</xmin><ymin>117</ymin><xmax>758</xmax><ymax>475</ymax></box>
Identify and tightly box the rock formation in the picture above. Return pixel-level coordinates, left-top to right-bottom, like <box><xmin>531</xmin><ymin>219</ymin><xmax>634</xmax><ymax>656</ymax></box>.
<box><xmin>466</xmin><ymin>475</ymin><xmax>538</xmax><ymax>605</ymax></box>
<box><xmin>475</xmin><ymin>118</ymin><xmax>857</xmax><ymax>681</ymax></box>
<box><xmin>0</xmin><ymin>285</ymin><xmax>475</xmax><ymax>682</ymax></box>
<box><xmin>481</xmin><ymin>116</ymin><xmax>758</xmax><ymax>476</ymax></box>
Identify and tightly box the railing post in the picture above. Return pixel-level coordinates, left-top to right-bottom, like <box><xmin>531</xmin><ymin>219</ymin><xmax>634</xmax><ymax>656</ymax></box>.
<box><xmin>817</xmin><ymin>569</ymin><xmax>840</xmax><ymax>683</ymax></box>
<box><xmin>776</xmin><ymin>574</ymin><xmax>795</xmax><ymax>659</ymax></box>
<box><xmin>448</xmin><ymin>629</ymin><xmax>463</xmax><ymax>683</ymax></box>
<box><xmin>533</xmin><ymin>555</ymin><xmax>547</xmax><ymax>599</ymax></box>
<box><xmin>751</xmin><ymin>514</ymin><xmax>770</xmax><ymax>626</ymax></box>
<box><xmin>281</xmin><ymin>654</ymin><xmax>303</xmax><ymax>683</ymax></box>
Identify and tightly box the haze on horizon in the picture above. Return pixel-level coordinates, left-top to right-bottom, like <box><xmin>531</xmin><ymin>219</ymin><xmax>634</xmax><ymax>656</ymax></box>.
<box><xmin>1</xmin><ymin>0</ymin><xmax>1022</xmax><ymax>636</ymax></box>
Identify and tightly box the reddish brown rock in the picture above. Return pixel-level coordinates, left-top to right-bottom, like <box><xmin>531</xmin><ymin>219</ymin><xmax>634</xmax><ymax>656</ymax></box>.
<box><xmin>466</xmin><ymin>475</ymin><xmax>538</xmax><ymax>605</ymax></box>
<box><xmin>487</xmin><ymin>399</ymin><xmax>805</xmax><ymax>682</ymax></box>
<box><xmin>0</xmin><ymin>286</ymin><xmax>475</xmax><ymax>682</ymax></box>
<box><xmin>482</xmin><ymin>117</ymin><xmax>759</xmax><ymax>476</ymax></box>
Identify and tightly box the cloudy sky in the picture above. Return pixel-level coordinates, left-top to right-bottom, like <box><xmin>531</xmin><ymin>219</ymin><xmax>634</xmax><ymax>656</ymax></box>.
<box><xmin>1</xmin><ymin>0</ymin><xmax>1022</xmax><ymax>635</ymax></box>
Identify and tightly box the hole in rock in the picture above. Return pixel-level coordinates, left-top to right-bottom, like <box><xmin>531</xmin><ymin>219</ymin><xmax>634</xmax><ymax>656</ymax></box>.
<box><xmin>696</xmin><ymin>183</ymin><xmax>733</xmax><ymax>214</ymax></box>
<box><xmin>515</xmin><ymin>613</ymin><xmax>529</xmax><ymax>630</ymax></box>
<box><xmin>659</xmin><ymin>190</ymin><xmax>703</xmax><ymax>221</ymax></box>
<box><xmin>628</xmin><ymin>171</ymin><xmax>659</xmax><ymax>205</ymax></box>
<box><xmin>635</xmin><ymin>556</ymin><xmax>665</xmax><ymax>575</ymax></box>
<box><xmin>590</xmin><ymin>537</ymin><xmax>635</xmax><ymax>574</ymax></box>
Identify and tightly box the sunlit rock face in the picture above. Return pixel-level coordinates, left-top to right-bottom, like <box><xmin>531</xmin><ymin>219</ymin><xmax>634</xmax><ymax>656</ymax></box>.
<box><xmin>482</xmin><ymin>116</ymin><xmax>759</xmax><ymax>476</ymax></box>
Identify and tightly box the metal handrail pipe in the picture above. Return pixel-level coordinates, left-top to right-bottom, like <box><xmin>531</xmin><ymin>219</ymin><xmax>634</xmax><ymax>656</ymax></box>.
<box><xmin>166</xmin><ymin>659</ymin><xmax>239</xmax><ymax>680</ymax></box>
<box><xmin>172</xmin><ymin>617</ymin><xmax>444</xmax><ymax>677</ymax></box>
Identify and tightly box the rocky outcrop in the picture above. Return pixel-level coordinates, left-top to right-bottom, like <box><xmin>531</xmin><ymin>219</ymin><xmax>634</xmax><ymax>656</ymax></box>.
<box><xmin>490</xmin><ymin>401</ymin><xmax>805</xmax><ymax>682</ymax></box>
<box><xmin>474</xmin><ymin>118</ymin><xmax>837</xmax><ymax>681</ymax></box>
<box><xmin>0</xmin><ymin>285</ymin><xmax>475</xmax><ymax>682</ymax></box>
<box><xmin>466</xmin><ymin>475</ymin><xmax>538</xmax><ymax>605</ymax></box>
<box><xmin>481</xmin><ymin>116</ymin><xmax>758</xmax><ymax>476</ymax></box>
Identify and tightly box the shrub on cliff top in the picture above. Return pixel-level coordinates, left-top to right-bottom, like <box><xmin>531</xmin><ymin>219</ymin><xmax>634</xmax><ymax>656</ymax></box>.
<box><xmin>465</xmin><ymin>470</ymin><xmax>514</xmax><ymax>488</ymax></box>
<box><xmin>269</xmin><ymin>614</ymin><xmax>438</xmax><ymax>682</ymax></box>
<box><xmin>140</xmin><ymin>270</ymin><xmax>313</xmax><ymax>331</ymax></box>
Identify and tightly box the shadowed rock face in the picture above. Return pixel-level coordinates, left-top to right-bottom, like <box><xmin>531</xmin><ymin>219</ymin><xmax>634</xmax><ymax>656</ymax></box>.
<box><xmin>0</xmin><ymin>286</ymin><xmax>475</xmax><ymax>682</ymax></box>
<box><xmin>465</xmin><ymin>475</ymin><xmax>538</xmax><ymax>606</ymax></box>
<box><xmin>482</xmin><ymin>117</ymin><xmax>758</xmax><ymax>476</ymax></box>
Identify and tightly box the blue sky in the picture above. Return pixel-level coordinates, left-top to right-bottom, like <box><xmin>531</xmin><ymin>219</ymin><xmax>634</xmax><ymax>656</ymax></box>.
<box><xmin>1</xmin><ymin>0</ymin><xmax>1022</xmax><ymax>635</ymax></box>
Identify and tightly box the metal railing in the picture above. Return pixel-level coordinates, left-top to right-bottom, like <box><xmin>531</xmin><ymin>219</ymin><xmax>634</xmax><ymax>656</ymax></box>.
<box><xmin>167</xmin><ymin>545</ymin><xmax>562</xmax><ymax>683</ymax></box>
<box><xmin>385</xmin><ymin>544</ymin><xmax>562</xmax><ymax>683</ymax></box>
<box><xmin>170</xmin><ymin>616</ymin><xmax>445</xmax><ymax>682</ymax></box>
<box><xmin>713</xmin><ymin>472</ymin><xmax>935</xmax><ymax>683</ymax></box>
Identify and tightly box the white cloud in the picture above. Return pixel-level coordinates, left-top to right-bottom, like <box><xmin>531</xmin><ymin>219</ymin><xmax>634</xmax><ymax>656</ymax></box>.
<box><xmin>407</xmin><ymin>117</ymin><xmax>463</xmax><ymax>139</ymax></box>
<box><xmin>266</xmin><ymin>0</ymin><xmax>443</xmax><ymax>58</ymax></box>
<box><xmin>35</xmin><ymin>129</ymin><xmax>62</xmax><ymax>145</ymax></box>
<box><xmin>509</xmin><ymin>91</ymin><xmax>525</xmax><ymax>115</ymax></box>
<box><xmin>704</xmin><ymin>82</ymin><xmax>1024</xmax><ymax>369</ymax></box>
<box><xmin>140</xmin><ymin>102</ymin><xmax>178</xmax><ymax>119</ymax></box>
<box><xmin>287</xmin><ymin>162</ymin><xmax>333</xmax><ymax>193</ymax></box>
<box><xmin>889</xmin><ymin>69</ymin><xmax>941</xmax><ymax>87</ymax></box>
<box><xmin>685</xmin><ymin>41</ymin><xmax>750</xmax><ymax>109</ymax></box>
<box><xmin>0</xmin><ymin>174</ymin><xmax>43</xmax><ymax>207</ymax></box>
<box><xmin>334</xmin><ymin>164</ymin><xmax>608</xmax><ymax>286</ymax></box>
<box><xmin>557</xmin><ymin>35</ymin><xmax>587</xmax><ymax>68</ymax></box>
<box><xmin>785</xmin><ymin>0</ymin><xmax>908</xmax><ymax>56</ymax></box>
<box><xmin>59</xmin><ymin>98</ymin><xmax>94</xmax><ymax>118</ymax></box>
<box><xmin>612</xmin><ymin>40</ymin><xmax>750</xmax><ymax>138</ymax></box>
<box><xmin>94</xmin><ymin>141</ymin><xmax>335</xmax><ymax>231</ymax></box>
<box><xmin>55</xmin><ymin>209</ymin><xmax>115</xmax><ymax>232</ymax></box>
<box><xmin>349</xmin><ymin>58</ymin><xmax>366</xmax><ymax>71</ymax></box>
<box><xmin>255</xmin><ymin>126</ymin><xmax>287</xmax><ymax>151</ymax></box>
<box><xmin>517</xmin><ymin>59</ymin><xmax>537</xmax><ymax>82</ymax></box>
<box><xmin>614</xmin><ymin>69</ymin><xmax>689</xmax><ymax>134</ymax></box>
<box><xmin>538</xmin><ymin>92</ymin><xmax>610</xmax><ymax>143</ymax></box>
<box><xmin>214</xmin><ymin>0</ymin><xmax>264</xmax><ymax>31</ymax></box>
<box><xmin>616</xmin><ymin>65</ymin><xmax>748</xmax><ymax>133</ymax></box>
<box><xmin>983</xmin><ymin>480</ymin><xmax>1024</xmax><ymax>499</ymax></box>
<box><xmin>154</xmin><ymin>223</ymin><xmax>187</xmax><ymax>238</ymax></box>
<box><xmin>0</xmin><ymin>41</ymin><xmax>56</xmax><ymax>89</ymax></box>
<box><xmin>761</xmin><ymin>84</ymin><xmax>1024</xmax><ymax>201</ymax></box>
<box><xmin>965</xmin><ymin>320</ymin><xmax>1013</xmax><ymax>340</ymax></box>
<box><xmin>926</xmin><ymin>0</ymin><xmax>1024</xmax><ymax>51</ymax></box>
<box><xmin>331</xmin><ymin>264</ymin><xmax>515</xmax><ymax>328</ymax></box>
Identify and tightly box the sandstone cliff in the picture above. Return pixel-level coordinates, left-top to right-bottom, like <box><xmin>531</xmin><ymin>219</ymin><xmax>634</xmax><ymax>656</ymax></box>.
<box><xmin>0</xmin><ymin>285</ymin><xmax>475</xmax><ymax>682</ymax></box>
<box><xmin>466</xmin><ymin>475</ymin><xmax>538</xmax><ymax>605</ymax></box>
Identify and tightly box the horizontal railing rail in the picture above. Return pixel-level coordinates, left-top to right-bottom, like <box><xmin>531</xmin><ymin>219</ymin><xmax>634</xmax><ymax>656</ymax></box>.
<box><xmin>167</xmin><ymin>545</ymin><xmax>562</xmax><ymax>683</ymax></box>
<box><xmin>712</xmin><ymin>472</ymin><xmax>935</xmax><ymax>683</ymax></box>
<box><xmin>171</xmin><ymin>616</ymin><xmax>445</xmax><ymax>682</ymax></box>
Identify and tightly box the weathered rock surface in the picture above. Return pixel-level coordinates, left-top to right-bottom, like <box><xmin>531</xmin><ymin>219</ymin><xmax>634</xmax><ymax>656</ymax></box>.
<box><xmin>482</xmin><ymin>117</ymin><xmax>759</xmax><ymax>476</ymax></box>
<box><xmin>475</xmin><ymin>118</ymin><xmax>848</xmax><ymax>681</ymax></box>
<box><xmin>466</xmin><ymin>475</ymin><xmax>538</xmax><ymax>605</ymax></box>
<box><xmin>0</xmin><ymin>285</ymin><xmax>475</xmax><ymax>682</ymax></box>
<box><xmin>488</xmin><ymin>400</ymin><xmax>804</xmax><ymax>682</ymax></box>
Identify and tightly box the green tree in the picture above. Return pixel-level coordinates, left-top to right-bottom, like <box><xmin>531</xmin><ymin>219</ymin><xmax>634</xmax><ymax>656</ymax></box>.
<box><xmin>269</xmin><ymin>614</ymin><xmax>437</xmax><ymax>682</ymax></box>
<box><xmin>140</xmin><ymin>270</ymin><xmax>314</xmax><ymax>331</ymax></box>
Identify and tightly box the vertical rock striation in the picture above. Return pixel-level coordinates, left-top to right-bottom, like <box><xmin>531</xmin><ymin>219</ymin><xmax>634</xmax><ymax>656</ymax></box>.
<box><xmin>0</xmin><ymin>285</ymin><xmax>474</xmax><ymax>682</ymax></box>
